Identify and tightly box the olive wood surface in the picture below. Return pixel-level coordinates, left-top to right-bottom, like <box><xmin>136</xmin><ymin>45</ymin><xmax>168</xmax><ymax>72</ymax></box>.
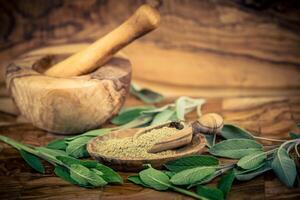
<box><xmin>1</xmin><ymin>95</ymin><xmax>300</xmax><ymax>200</ymax></box>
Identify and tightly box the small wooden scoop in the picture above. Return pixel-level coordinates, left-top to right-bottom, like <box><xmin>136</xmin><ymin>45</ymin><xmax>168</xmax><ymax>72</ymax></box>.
<box><xmin>148</xmin><ymin>126</ymin><xmax>193</xmax><ymax>153</ymax></box>
<box><xmin>147</xmin><ymin>113</ymin><xmax>224</xmax><ymax>153</ymax></box>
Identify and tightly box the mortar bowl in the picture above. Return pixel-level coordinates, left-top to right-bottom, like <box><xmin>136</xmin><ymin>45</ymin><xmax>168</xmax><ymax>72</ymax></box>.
<box><xmin>5</xmin><ymin>48</ymin><xmax>131</xmax><ymax>134</ymax></box>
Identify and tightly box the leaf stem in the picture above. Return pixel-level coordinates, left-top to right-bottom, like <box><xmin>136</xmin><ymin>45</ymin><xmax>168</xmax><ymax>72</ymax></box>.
<box><xmin>169</xmin><ymin>185</ymin><xmax>208</xmax><ymax>200</ymax></box>
<box><xmin>253</xmin><ymin>136</ymin><xmax>287</xmax><ymax>142</ymax></box>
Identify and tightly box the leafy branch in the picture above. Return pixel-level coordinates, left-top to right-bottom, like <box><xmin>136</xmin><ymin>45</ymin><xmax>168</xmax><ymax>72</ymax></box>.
<box><xmin>0</xmin><ymin>135</ymin><xmax>122</xmax><ymax>188</ymax></box>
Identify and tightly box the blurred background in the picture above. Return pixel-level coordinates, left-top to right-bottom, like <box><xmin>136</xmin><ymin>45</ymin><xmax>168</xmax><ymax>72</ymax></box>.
<box><xmin>0</xmin><ymin>0</ymin><xmax>300</xmax><ymax>97</ymax></box>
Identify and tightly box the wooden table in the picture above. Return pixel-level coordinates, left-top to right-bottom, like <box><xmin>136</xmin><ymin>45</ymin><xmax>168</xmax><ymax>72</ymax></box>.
<box><xmin>0</xmin><ymin>1</ymin><xmax>300</xmax><ymax>199</ymax></box>
<box><xmin>1</xmin><ymin>95</ymin><xmax>300</xmax><ymax>200</ymax></box>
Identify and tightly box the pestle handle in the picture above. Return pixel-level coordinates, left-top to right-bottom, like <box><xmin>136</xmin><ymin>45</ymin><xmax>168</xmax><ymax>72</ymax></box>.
<box><xmin>45</xmin><ymin>4</ymin><xmax>160</xmax><ymax>77</ymax></box>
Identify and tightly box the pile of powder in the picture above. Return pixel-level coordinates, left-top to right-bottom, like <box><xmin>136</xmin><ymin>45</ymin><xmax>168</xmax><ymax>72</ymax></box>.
<box><xmin>95</xmin><ymin>126</ymin><xmax>179</xmax><ymax>159</ymax></box>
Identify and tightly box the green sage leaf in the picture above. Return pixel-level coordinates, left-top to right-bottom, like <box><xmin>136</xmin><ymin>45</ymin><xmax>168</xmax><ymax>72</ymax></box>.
<box><xmin>128</xmin><ymin>175</ymin><xmax>150</xmax><ymax>187</ymax></box>
<box><xmin>95</xmin><ymin>163</ymin><xmax>123</xmax><ymax>184</ymax></box>
<box><xmin>91</xmin><ymin>168</ymin><xmax>103</xmax><ymax>176</ymax></box>
<box><xmin>65</xmin><ymin>128</ymin><xmax>110</xmax><ymax>141</ymax></box>
<box><xmin>221</xmin><ymin>124</ymin><xmax>254</xmax><ymax>140</ymax></box>
<box><xmin>289</xmin><ymin>132</ymin><xmax>300</xmax><ymax>139</ymax></box>
<box><xmin>20</xmin><ymin>149</ymin><xmax>45</xmax><ymax>174</ymax></box>
<box><xmin>175</xmin><ymin>96</ymin><xmax>186</xmax><ymax>120</ymax></box>
<box><xmin>204</xmin><ymin>134</ymin><xmax>215</xmax><ymax>148</ymax></box>
<box><xmin>235</xmin><ymin>163</ymin><xmax>271</xmax><ymax>181</ymax></box>
<box><xmin>164</xmin><ymin>171</ymin><xmax>176</xmax><ymax>178</ymax></box>
<box><xmin>70</xmin><ymin>164</ymin><xmax>107</xmax><ymax>187</ymax></box>
<box><xmin>237</xmin><ymin>151</ymin><xmax>266</xmax><ymax>170</ymax></box>
<box><xmin>36</xmin><ymin>147</ymin><xmax>69</xmax><ymax>163</ymax></box>
<box><xmin>170</xmin><ymin>166</ymin><xmax>216</xmax><ymax>185</ymax></box>
<box><xmin>209</xmin><ymin>139</ymin><xmax>263</xmax><ymax>159</ymax></box>
<box><xmin>54</xmin><ymin>165</ymin><xmax>78</xmax><ymax>185</ymax></box>
<box><xmin>47</xmin><ymin>139</ymin><xmax>67</xmax><ymax>150</ymax></box>
<box><xmin>164</xmin><ymin>155</ymin><xmax>219</xmax><ymax>172</ymax></box>
<box><xmin>218</xmin><ymin>170</ymin><xmax>235</xmax><ymax>199</ymax></box>
<box><xmin>196</xmin><ymin>186</ymin><xmax>224</xmax><ymax>200</ymax></box>
<box><xmin>66</xmin><ymin>137</ymin><xmax>91</xmax><ymax>158</ymax></box>
<box><xmin>150</xmin><ymin>109</ymin><xmax>175</xmax><ymax>125</ymax></box>
<box><xmin>56</xmin><ymin>156</ymin><xmax>97</xmax><ymax>168</ymax></box>
<box><xmin>271</xmin><ymin>147</ymin><xmax>297</xmax><ymax>187</ymax></box>
<box><xmin>118</xmin><ymin>115</ymin><xmax>153</xmax><ymax>130</ymax></box>
<box><xmin>111</xmin><ymin>106</ymin><xmax>154</xmax><ymax>125</ymax></box>
<box><xmin>130</xmin><ymin>83</ymin><xmax>163</xmax><ymax>104</ymax></box>
<box><xmin>187</xmin><ymin>172</ymin><xmax>218</xmax><ymax>189</ymax></box>
<box><xmin>139</xmin><ymin>166</ymin><xmax>170</xmax><ymax>190</ymax></box>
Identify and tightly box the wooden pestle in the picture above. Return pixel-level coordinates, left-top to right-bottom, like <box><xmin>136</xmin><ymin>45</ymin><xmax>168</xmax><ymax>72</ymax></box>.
<box><xmin>45</xmin><ymin>4</ymin><xmax>160</xmax><ymax>77</ymax></box>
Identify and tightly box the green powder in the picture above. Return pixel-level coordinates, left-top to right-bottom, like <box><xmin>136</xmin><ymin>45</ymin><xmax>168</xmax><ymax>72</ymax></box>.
<box><xmin>95</xmin><ymin>126</ymin><xmax>179</xmax><ymax>159</ymax></box>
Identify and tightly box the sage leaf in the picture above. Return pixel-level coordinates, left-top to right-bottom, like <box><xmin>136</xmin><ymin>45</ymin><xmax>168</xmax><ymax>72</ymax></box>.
<box><xmin>150</xmin><ymin>109</ymin><xmax>175</xmax><ymax>125</ymax></box>
<box><xmin>91</xmin><ymin>168</ymin><xmax>103</xmax><ymax>176</ymax></box>
<box><xmin>139</xmin><ymin>166</ymin><xmax>170</xmax><ymax>190</ymax></box>
<box><xmin>128</xmin><ymin>175</ymin><xmax>150</xmax><ymax>187</ymax></box>
<box><xmin>118</xmin><ymin>115</ymin><xmax>153</xmax><ymax>129</ymax></box>
<box><xmin>66</xmin><ymin>137</ymin><xmax>91</xmax><ymax>158</ymax></box>
<box><xmin>47</xmin><ymin>139</ymin><xmax>67</xmax><ymax>150</ymax></box>
<box><xmin>234</xmin><ymin>162</ymin><xmax>265</xmax><ymax>175</ymax></box>
<box><xmin>56</xmin><ymin>156</ymin><xmax>97</xmax><ymax>168</ymax></box>
<box><xmin>271</xmin><ymin>147</ymin><xmax>297</xmax><ymax>187</ymax></box>
<box><xmin>141</xmin><ymin>105</ymin><xmax>172</xmax><ymax>115</ymax></box>
<box><xmin>289</xmin><ymin>132</ymin><xmax>300</xmax><ymax>139</ymax></box>
<box><xmin>235</xmin><ymin>163</ymin><xmax>271</xmax><ymax>181</ymax></box>
<box><xmin>204</xmin><ymin>134</ymin><xmax>215</xmax><ymax>148</ymax></box>
<box><xmin>130</xmin><ymin>83</ymin><xmax>163</xmax><ymax>104</ymax></box>
<box><xmin>196</xmin><ymin>186</ymin><xmax>224</xmax><ymax>200</ymax></box>
<box><xmin>20</xmin><ymin>149</ymin><xmax>45</xmax><ymax>174</ymax></box>
<box><xmin>164</xmin><ymin>171</ymin><xmax>176</xmax><ymax>178</ymax></box>
<box><xmin>237</xmin><ymin>151</ymin><xmax>266</xmax><ymax>170</ymax></box>
<box><xmin>95</xmin><ymin>163</ymin><xmax>123</xmax><ymax>184</ymax></box>
<box><xmin>70</xmin><ymin>164</ymin><xmax>107</xmax><ymax>187</ymax></box>
<box><xmin>54</xmin><ymin>165</ymin><xmax>78</xmax><ymax>185</ymax></box>
<box><xmin>36</xmin><ymin>147</ymin><xmax>69</xmax><ymax>162</ymax></box>
<box><xmin>175</xmin><ymin>96</ymin><xmax>186</xmax><ymax>120</ymax></box>
<box><xmin>297</xmin><ymin>124</ymin><xmax>300</xmax><ymax>129</ymax></box>
<box><xmin>218</xmin><ymin>170</ymin><xmax>235</xmax><ymax>199</ymax></box>
<box><xmin>221</xmin><ymin>124</ymin><xmax>254</xmax><ymax>140</ymax></box>
<box><xmin>187</xmin><ymin>172</ymin><xmax>218</xmax><ymax>189</ymax></box>
<box><xmin>165</xmin><ymin>155</ymin><xmax>219</xmax><ymax>172</ymax></box>
<box><xmin>209</xmin><ymin>139</ymin><xmax>263</xmax><ymax>159</ymax></box>
<box><xmin>170</xmin><ymin>166</ymin><xmax>216</xmax><ymax>185</ymax></box>
<box><xmin>65</xmin><ymin>128</ymin><xmax>110</xmax><ymax>141</ymax></box>
<box><xmin>111</xmin><ymin>106</ymin><xmax>154</xmax><ymax>125</ymax></box>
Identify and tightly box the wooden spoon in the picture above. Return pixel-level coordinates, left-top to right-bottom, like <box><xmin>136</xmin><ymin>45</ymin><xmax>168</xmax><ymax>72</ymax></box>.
<box><xmin>147</xmin><ymin>113</ymin><xmax>224</xmax><ymax>153</ymax></box>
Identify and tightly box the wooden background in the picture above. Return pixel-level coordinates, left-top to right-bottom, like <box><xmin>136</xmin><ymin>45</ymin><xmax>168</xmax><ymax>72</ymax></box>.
<box><xmin>1</xmin><ymin>0</ymin><xmax>300</xmax><ymax>97</ymax></box>
<box><xmin>1</xmin><ymin>0</ymin><xmax>300</xmax><ymax>199</ymax></box>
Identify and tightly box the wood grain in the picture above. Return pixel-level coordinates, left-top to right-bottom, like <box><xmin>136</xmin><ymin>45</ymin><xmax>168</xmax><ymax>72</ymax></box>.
<box><xmin>0</xmin><ymin>0</ymin><xmax>300</xmax><ymax>97</ymax></box>
<box><xmin>6</xmin><ymin>51</ymin><xmax>131</xmax><ymax>134</ymax></box>
<box><xmin>1</xmin><ymin>96</ymin><xmax>300</xmax><ymax>199</ymax></box>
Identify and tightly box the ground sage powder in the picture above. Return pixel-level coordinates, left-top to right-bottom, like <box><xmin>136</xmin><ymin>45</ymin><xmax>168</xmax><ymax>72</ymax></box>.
<box><xmin>95</xmin><ymin>127</ymin><xmax>179</xmax><ymax>159</ymax></box>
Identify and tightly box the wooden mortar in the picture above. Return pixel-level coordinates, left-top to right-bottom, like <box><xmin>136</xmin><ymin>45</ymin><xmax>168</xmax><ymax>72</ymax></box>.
<box><xmin>5</xmin><ymin>5</ymin><xmax>160</xmax><ymax>134</ymax></box>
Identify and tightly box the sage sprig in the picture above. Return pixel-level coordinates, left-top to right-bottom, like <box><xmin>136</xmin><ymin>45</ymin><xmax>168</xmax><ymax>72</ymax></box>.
<box><xmin>48</xmin><ymin>96</ymin><xmax>205</xmax><ymax>159</ymax></box>
<box><xmin>0</xmin><ymin>135</ymin><xmax>122</xmax><ymax>188</ymax></box>
<box><xmin>130</xmin><ymin>83</ymin><xmax>164</xmax><ymax>104</ymax></box>
<box><xmin>130</xmin><ymin>124</ymin><xmax>300</xmax><ymax>199</ymax></box>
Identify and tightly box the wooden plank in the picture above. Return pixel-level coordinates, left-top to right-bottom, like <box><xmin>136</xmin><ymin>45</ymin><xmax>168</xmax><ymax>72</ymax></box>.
<box><xmin>0</xmin><ymin>96</ymin><xmax>300</xmax><ymax>199</ymax></box>
<box><xmin>0</xmin><ymin>0</ymin><xmax>300</xmax><ymax>97</ymax></box>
